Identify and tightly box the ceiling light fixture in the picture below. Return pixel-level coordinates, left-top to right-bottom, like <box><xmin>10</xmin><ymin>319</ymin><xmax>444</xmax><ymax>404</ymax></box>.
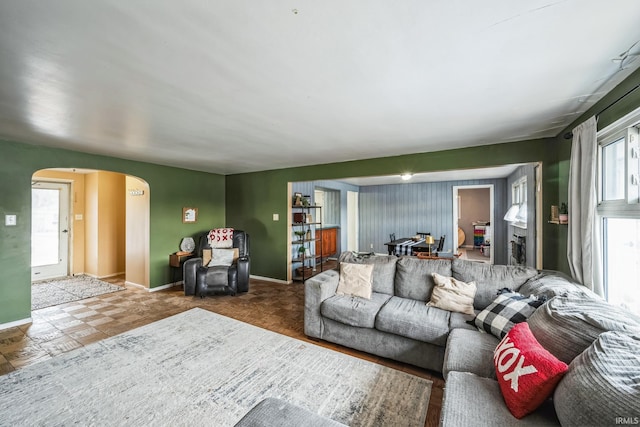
<box><xmin>400</xmin><ymin>173</ymin><xmax>413</xmax><ymax>181</ymax></box>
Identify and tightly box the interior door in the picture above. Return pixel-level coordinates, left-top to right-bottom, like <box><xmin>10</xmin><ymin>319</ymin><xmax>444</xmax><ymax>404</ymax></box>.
<box><xmin>31</xmin><ymin>181</ymin><xmax>70</xmax><ymax>281</ymax></box>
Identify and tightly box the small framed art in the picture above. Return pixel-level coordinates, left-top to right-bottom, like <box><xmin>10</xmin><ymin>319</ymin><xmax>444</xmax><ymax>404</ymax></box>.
<box><xmin>182</xmin><ymin>207</ymin><xmax>198</xmax><ymax>223</ymax></box>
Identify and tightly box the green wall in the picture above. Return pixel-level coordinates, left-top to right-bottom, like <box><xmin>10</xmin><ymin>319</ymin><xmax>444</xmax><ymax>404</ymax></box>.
<box><xmin>0</xmin><ymin>140</ymin><xmax>225</xmax><ymax>324</ymax></box>
<box><xmin>226</xmin><ymin>67</ymin><xmax>640</xmax><ymax>282</ymax></box>
<box><xmin>550</xmin><ymin>67</ymin><xmax>640</xmax><ymax>274</ymax></box>
<box><xmin>226</xmin><ymin>138</ymin><xmax>561</xmax><ymax>280</ymax></box>
<box><xmin>3</xmin><ymin>67</ymin><xmax>640</xmax><ymax>325</ymax></box>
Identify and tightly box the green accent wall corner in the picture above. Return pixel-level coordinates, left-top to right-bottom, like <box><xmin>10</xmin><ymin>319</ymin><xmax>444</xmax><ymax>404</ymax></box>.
<box><xmin>226</xmin><ymin>138</ymin><xmax>562</xmax><ymax>280</ymax></box>
<box><xmin>0</xmin><ymin>140</ymin><xmax>225</xmax><ymax>324</ymax></box>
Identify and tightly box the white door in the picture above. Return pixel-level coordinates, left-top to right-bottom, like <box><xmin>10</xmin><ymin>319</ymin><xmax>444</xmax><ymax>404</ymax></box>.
<box><xmin>347</xmin><ymin>191</ymin><xmax>359</xmax><ymax>252</ymax></box>
<box><xmin>31</xmin><ymin>181</ymin><xmax>70</xmax><ymax>281</ymax></box>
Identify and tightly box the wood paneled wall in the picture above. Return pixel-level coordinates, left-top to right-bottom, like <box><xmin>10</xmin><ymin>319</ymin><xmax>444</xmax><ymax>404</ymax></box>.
<box><xmin>291</xmin><ymin>179</ymin><xmax>359</xmax><ymax>254</ymax></box>
<box><xmin>506</xmin><ymin>164</ymin><xmax>537</xmax><ymax>267</ymax></box>
<box><xmin>358</xmin><ymin>179</ymin><xmax>508</xmax><ymax>264</ymax></box>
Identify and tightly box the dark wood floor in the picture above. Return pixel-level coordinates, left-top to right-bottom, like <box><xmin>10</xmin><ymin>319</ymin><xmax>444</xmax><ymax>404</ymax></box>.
<box><xmin>0</xmin><ymin>276</ymin><xmax>444</xmax><ymax>427</ymax></box>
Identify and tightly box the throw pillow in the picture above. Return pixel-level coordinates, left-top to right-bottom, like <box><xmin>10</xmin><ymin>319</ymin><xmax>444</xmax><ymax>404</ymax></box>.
<box><xmin>336</xmin><ymin>262</ymin><xmax>374</xmax><ymax>299</ymax></box>
<box><xmin>427</xmin><ymin>273</ymin><xmax>477</xmax><ymax>315</ymax></box>
<box><xmin>208</xmin><ymin>248</ymin><xmax>236</xmax><ymax>267</ymax></box>
<box><xmin>474</xmin><ymin>289</ymin><xmax>546</xmax><ymax>339</ymax></box>
<box><xmin>494</xmin><ymin>322</ymin><xmax>568</xmax><ymax>419</ymax></box>
<box><xmin>207</xmin><ymin>228</ymin><xmax>234</xmax><ymax>248</ymax></box>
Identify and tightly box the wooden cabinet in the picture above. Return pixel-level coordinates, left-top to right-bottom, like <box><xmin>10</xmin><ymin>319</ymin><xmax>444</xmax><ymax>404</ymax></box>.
<box><xmin>316</xmin><ymin>227</ymin><xmax>337</xmax><ymax>259</ymax></box>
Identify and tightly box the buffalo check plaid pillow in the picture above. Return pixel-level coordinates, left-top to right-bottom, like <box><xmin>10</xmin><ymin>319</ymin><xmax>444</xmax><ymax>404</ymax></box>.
<box><xmin>474</xmin><ymin>288</ymin><xmax>546</xmax><ymax>339</ymax></box>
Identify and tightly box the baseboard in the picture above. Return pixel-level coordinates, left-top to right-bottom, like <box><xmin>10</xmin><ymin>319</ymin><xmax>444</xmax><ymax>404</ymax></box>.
<box><xmin>99</xmin><ymin>272</ymin><xmax>125</xmax><ymax>279</ymax></box>
<box><xmin>250</xmin><ymin>275</ymin><xmax>291</xmax><ymax>285</ymax></box>
<box><xmin>78</xmin><ymin>272</ymin><xmax>125</xmax><ymax>279</ymax></box>
<box><xmin>0</xmin><ymin>317</ymin><xmax>32</xmax><ymax>331</ymax></box>
<box><xmin>148</xmin><ymin>282</ymin><xmax>180</xmax><ymax>292</ymax></box>
<box><xmin>124</xmin><ymin>281</ymin><xmax>146</xmax><ymax>290</ymax></box>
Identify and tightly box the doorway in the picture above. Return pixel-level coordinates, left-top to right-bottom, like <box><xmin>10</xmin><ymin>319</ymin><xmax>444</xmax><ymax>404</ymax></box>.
<box><xmin>452</xmin><ymin>185</ymin><xmax>494</xmax><ymax>264</ymax></box>
<box><xmin>31</xmin><ymin>181</ymin><xmax>70</xmax><ymax>281</ymax></box>
<box><xmin>31</xmin><ymin>169</ymin><xmax>150</xmax><ymax>290</ymax></box>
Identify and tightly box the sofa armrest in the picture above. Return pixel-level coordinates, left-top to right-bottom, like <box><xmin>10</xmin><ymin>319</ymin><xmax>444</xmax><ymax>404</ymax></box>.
<box><xmin>304</xmin><ymin>269</ymin><xmax>340</xmax><ymax>339</ymax></box>
<box><xmin>183</xmin><ymin>257</ymin><xmax>202</xmax><ymax>296</ymax></box>
<box><xmin>236</xmin><ymin>257</ymin><xmax>250</xmax><ymax>293</ymax></box>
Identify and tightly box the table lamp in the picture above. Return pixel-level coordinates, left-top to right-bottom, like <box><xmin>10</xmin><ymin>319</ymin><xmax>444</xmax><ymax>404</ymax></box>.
<box><xmin>425</xmin><ymin>235</ymin><xmax>435</xmax><ymax>256</ymax></box>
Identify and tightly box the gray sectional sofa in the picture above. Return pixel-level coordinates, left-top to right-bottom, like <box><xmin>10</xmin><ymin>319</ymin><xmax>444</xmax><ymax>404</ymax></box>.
<box><xmin>304</xmin><ymin>252</ymin><xmax>640</xmax><ymax>426</ymax></box>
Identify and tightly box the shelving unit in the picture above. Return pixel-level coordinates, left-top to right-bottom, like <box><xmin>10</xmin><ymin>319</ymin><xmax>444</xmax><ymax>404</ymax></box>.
<box><xmin>292</xmin><ymin>205</ymin><xmax>323</xmax><ymax>282</ymax></box>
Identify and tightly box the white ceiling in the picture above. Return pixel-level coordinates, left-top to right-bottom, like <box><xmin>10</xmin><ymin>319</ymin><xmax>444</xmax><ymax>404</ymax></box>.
<box><xmin>1</xmin><ymin>1</ymin><xmax>639</xmax><ymax>175</ymax></box>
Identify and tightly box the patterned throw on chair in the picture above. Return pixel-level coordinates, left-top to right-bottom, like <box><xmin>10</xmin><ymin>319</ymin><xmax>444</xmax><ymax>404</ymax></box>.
<box><xmin>207</xmin><ymin>227</ymin><xmax>234</xmax><ymax>248</ymax></box>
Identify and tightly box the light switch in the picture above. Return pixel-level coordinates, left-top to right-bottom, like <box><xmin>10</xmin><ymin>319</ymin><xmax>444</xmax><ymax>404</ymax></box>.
<box><xmin>272</xmin><ymin>213</ymin><xmax>279</xmax><ymax>221</ymax></box>
<box><xmin>5</xmin><ymin>215</ymin><xmax>16</xmax><ymax>226</ymax></box>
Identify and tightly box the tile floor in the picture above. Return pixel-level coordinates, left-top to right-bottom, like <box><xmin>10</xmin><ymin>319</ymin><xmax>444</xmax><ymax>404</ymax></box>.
<box><xmin>0</xmin><ymin>276</ymin><xmax>444</xmax><ymax>427</ymax></box>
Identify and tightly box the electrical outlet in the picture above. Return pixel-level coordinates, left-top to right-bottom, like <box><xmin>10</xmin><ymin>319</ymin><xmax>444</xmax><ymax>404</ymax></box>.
<box><xmin>272</xmin><ymin>213</ymin><xmax>279</xmax><ymax>221</ymax></box>
<box><xmin>5</xmin><ymin>215</ymin><xmax>16</xmax><ymax>226</ymax></box>
<box><xmin>370</xmin><ymin>243</ymin><xmax>374</xmax><ymax>249</ymax></box>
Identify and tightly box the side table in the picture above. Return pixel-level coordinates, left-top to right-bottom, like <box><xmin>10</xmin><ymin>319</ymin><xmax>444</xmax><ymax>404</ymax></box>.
<box><xmin>169</xmin><ymin>252</ymin><xmax>195</xmax><ymax>284</ymax></box>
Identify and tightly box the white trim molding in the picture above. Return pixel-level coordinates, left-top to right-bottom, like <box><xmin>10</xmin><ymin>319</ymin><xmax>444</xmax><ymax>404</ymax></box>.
<box><xmin>250</xmin><ymin>275</ymin><xmax>292</xmax><ymax>285</ymax></box>
<box><xmin>124</xmin><ymin>281</ymin><xmax>147</xmax><ymax>290</ymax></box>
<box><xmin>148</xmin><ymin>282</ymin><xmax>180</xmax><ymax>292</ymax></box>
<box><xmin>0</xmin><ymin>317</ymin><xmax>32</xmax><ymax>331</ymax></box>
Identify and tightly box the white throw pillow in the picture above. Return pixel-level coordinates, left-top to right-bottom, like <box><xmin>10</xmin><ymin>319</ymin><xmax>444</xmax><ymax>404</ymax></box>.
<box><xmin>336</xmin><ymin>262</ymin><xmax>374</xmax><ymax>300</ymax></box>
<box><xmin>208</xmin><ymin>248</ymin><xmax>236</xmax><ymax>267</ymax></box>
<box><xmin>427</xmin><ymin>272</ymin><xmax>477</xmax><ymax>315</ymax></box>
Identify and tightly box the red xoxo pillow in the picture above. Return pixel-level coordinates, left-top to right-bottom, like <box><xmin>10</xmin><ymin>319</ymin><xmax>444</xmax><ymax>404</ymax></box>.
<box><xmin>494</xmin><ymin>322</ymin><xmax>568</xmax><ymax>419</ymax></box>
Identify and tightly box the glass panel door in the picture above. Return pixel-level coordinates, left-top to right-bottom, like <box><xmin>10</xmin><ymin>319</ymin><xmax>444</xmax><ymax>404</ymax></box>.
<box><xmin>31</xmin><ymin>181</ymin><xmax>70</xmax><ymax>281</ymax></box>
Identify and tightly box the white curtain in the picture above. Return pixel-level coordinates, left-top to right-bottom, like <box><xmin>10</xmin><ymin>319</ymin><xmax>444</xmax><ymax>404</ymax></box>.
<box><xmin>567</xmin><ymin>116</ymin><xmax>603</xmax><ymax>295</ymax></box>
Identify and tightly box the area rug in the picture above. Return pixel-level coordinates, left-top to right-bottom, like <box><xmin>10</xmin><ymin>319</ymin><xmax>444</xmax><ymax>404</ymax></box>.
<box><xmin>462</xmin><ymin>248</ymin><xmax>490</xmax><ymax>262</ymax></box>
<box><xmin>0</xmin><ymin>308</ymin><xmax>431</xmax><ymax>426</ymax></box>
<box><xmin>31</xmin><ymin>274</ymin><xmax>124</xmax><ymax>310</ymax></box>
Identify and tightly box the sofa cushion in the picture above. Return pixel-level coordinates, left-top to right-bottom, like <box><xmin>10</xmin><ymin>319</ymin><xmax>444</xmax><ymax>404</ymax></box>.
<box><xmin>338</xmin><ymin>252</ymin><xmax>397</xmax><ymax>295</ymax></box>
<box><xmin>440</xmin><ymin>372</ymin><xmax>559</xmax><ymax>427</ymax></box>
<box><xmin>448</xmin><ymin>311</ymin><xmax>477</xmax><ymax>331</ymax></box>
<box><xmin>474</xmin><ymin>289</ymin><xmax>546</xmax><ymax>339</ymax></box>
<box><xmin>375</xmin><ymin>296</ymin><xmax>451</xmax><ymax>346</ymax></box>
<box><xmin>528</xmin><ymin>296</ymin><xmax>640</xmax><ymax>364</ymax></box>
<box><xmin>321</xmin><ymin>292</ymin><xmax>392</xmax><ymax>329</ymax></box>
<box><xmin>451</xmin><ymin>259</ymin><xmax>538</xmax><ymax>309</ymax></box>
<box><xmin>427</xmin><ymin>273</ymin><xmax>477</xmax><ymax>315</ymax></box>
<box><xmin>554</xmin><ymin>331</ymin><xmax>640</xmax><ymax>427</ymax></box>
<box><xmin>517</xmin><ymin>271</ymin><xmax>601</xmax><ymax>300</ymax></box>
<box><xmin>443</xmin><ymin>328</ymin><xmax>499</xmax><ymax>381</ymax></box>
<box><xmin>336</xmin><ymin>262</ymin><xmax>374</xmax><ymax>299</ymax></box>
<box><xmin>394</xmin><ymin>257</ymin><xmax>452</xmax><ymax>301</ymax></box>
<box><xmin>494</xmin><ymin>322</ymin><xmax>568</xmax><ymax>419</ymax></box>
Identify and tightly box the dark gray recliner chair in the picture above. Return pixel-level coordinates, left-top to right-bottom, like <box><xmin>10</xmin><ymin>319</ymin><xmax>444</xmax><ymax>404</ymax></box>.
<box><xmin>183</xmin><ymin>230</ymin><xmax>250</xmax><ymax>297</ymax></box>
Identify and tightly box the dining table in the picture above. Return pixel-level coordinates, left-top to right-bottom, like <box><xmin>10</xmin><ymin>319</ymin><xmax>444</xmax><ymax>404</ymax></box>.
<box><xmin>384</xmin><ymin>237</ymin><xmax>439</xmax><ymax>256</ymax></box>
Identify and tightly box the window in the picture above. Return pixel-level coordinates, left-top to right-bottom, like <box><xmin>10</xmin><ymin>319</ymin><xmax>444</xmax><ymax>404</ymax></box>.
<box><xmin>598</xmin><ymin>116</ymin><xmax>640</xmax><ymax>314</ymax></box>
<box><xmin>512</xmin><ymin>177</ymin><xmax>527</xmax><ymax>205</ymax></box>
<box><xmin>504</xmin><ymin>177</ymin><xmax>527</xmax><ymax>228</ymax></box>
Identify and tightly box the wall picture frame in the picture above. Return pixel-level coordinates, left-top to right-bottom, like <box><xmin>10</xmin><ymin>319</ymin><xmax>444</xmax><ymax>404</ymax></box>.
<box><xmin>182</xmin><ymin>207</ymin><xmax>198</xmax><ymax>223</ymax></box>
